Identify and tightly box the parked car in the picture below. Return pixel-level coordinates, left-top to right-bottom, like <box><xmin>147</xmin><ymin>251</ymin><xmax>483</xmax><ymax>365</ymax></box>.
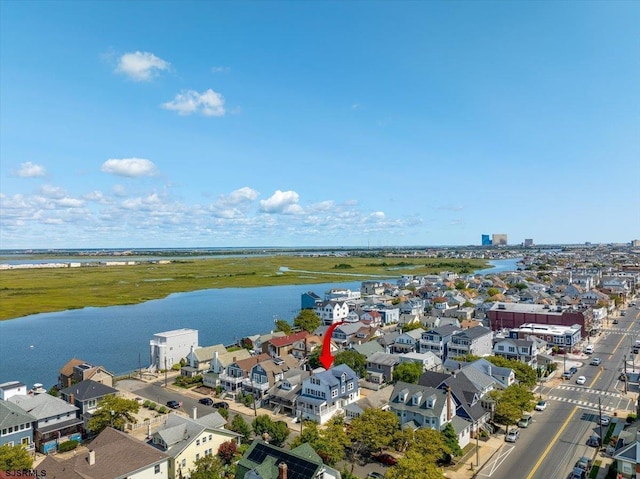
<box><xmin>569</xmin><ymin>366</ymin><xmax>578</xmax><ymax>375</ymax></box>
<box><xmin>372</xmin><ymin>453</ymin><xmax>398</xmax><ymax>466</ymax></box>
<box><xmin>575</xmin><ymin>456</ymin><xmax>593</xmax><ymax>471</ymax></box>
<box><xmin>590</xmin><ymin>358</ymin><xmax>601</xmax><ymax>366</ymax></box>
<box><xmin>586</xmin><ymin>435</ymin><xmax>601</xmax><ymax>447</ymax></box>
<box><xmin>621</xmin><ymin>311</ymin><xmax>627</xmax><ymax>316</ymax></box>
<box><xmin>166</xmin><ymin>400</ymin><xmax>182</xmax><ymax>409</ymax></box>
<box><xmin>199</xmin><ymin>397</ymin><xmax>214</xmax><ymax>406</ymax></box>
<box><xmin>568</xmin><ymin>466</ymin><xmax>587</xmax><ymax>479</ymax></box>
<box><xmin>613</xmin><ymin>319</ymin><xmax>619</xmax><ymax>324</ymax></box>
<box><xmin>576</xmin><ymin>376</ymin><xmax>586</xmax><ymax>385</ymax></box>
<box><xmin>535</xmin><ymin>400</ymin><xmax>548</xmax><ymax>411</ymax></box>
<box><xmin>505</xmin><ymin>428</ymin><xmax>520</xmax><ymax>443</ymax></box>
<box><xmin>518</xmin><ymin>414</ymin><xmax>533</xmax><ymax>428</ymax></box>
<box><xmin>599</xmin><ymin>415</ymin><xmax>610</xmax><ymax>426</ymax></box>
<box><xmin>212</xmin><ymin>401</ymin><xmax>229</xmax><ymax>409</ymax></box>
<box><xmin>367</xmin><ymin>473</ymin><xmax>385</xmax><ymax>479</ymax></box>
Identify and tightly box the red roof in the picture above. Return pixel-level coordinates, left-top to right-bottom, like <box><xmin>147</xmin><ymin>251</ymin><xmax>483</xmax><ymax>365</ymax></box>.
<box><xmin>269</xmin><ymin>331</ymin><xmax>309</xmax><ymax>347</ymax></box>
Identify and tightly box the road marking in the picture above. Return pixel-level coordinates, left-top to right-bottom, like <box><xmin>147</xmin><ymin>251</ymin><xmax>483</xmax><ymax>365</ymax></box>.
<box><xmin>525</xmin><ymin>406</ymin><xmax>577</xmax><ymax>479</ymax></box>
<box><xmin>477</xmin><ymin>444</ymin><xmax>515</xmax><ymax>477</ymax></box>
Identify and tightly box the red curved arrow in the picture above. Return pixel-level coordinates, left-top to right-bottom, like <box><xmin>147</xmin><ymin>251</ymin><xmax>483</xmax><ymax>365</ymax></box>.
<box><xmin>319</xmin><ymin>321</ymin><xmax>344</xmax><ymax>369</ymax></box>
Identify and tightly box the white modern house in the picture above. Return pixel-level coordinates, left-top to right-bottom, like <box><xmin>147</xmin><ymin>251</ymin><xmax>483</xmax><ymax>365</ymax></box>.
<box><xmin>150</xmin><ymin>328</ymin><xmax>199</xmax><ymax>372</ymax></box>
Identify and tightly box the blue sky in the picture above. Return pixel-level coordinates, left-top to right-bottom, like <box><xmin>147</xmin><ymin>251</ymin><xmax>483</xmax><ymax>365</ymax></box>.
<box><xmin>1</xmin><ymin>1</ymin><xmax>639</xmax><ymax>249</ymax></box>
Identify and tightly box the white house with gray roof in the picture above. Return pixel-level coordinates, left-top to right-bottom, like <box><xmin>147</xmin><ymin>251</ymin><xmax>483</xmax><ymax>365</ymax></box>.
<box><xmin>0</xmin><ymin>400</ymin><xmax>36</xmax><ymax>450</ymax></box>
<box><xmin>365</xmin><ymin>352</ymin><xmax>401</xmax><ymax>384</ymax></box>
<box><xmin>447</xmin><ymin>326</ymin><xmax>493</xmax><ymax>359</ymax></box>
<box><xmin>392</xmin><ymin>328</ymin><xmax>425</xmax><ymax>353</ymax></box>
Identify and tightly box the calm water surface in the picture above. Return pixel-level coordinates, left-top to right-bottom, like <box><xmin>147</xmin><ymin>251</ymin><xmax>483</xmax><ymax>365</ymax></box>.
<box><xmin>0</xmin><ymin>259</ymin><xmax>520</xmax><ymax>388</ymax></box>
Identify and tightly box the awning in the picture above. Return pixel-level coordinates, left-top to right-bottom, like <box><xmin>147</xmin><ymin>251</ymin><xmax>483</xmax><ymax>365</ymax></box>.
<box><xmin>38</xmin><ymin>417</ymin><xmax>83</xmax><ymax>434</ymax></box>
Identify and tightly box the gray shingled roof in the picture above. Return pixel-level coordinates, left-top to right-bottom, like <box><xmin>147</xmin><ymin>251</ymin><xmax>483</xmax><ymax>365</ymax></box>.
<box><xmin>0</xmin><ymin>400</ymin><xmax>36</xmax><ymax>429</ymax></box>
<box><xmin>59</xmin><ymin>379</ymin><xmax>118</xmax><ymax>401</ymax></box>
<box><xmin>8</xmin><ymin>393</ymin><xmax>78</xmax><ymax>420</ymax></box>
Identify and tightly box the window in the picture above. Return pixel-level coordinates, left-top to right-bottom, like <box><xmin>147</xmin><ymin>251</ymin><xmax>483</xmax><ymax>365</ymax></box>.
<box><xmin>331</xmin><ymin>389</ymin><xmax>338</xmax><ymax>398</ymax></box>
<box><xmin>508</xmin><ymin>346</ymin><xmax>515</xmax><ymax>352</ymax></box>
<box><xmin>209</xmin><ymin>434</ymin><xmax>212</xmax><ymax>441</ymax></box>
<box><xmin>203</xmin><ymin>436</ymin><xmax>207</xmax><ymax>443</ymax></box>
<box><xmin>347</xmin><ymin>383</ymin><xmax>354</xmax><ymax>391</ymax></box>
<box><xmin>196</xmin><ymin>453</ymin><xmax>200</xmax><ymax>460</ymax></box>
<box><xmin>196</xmin><ymin>439</ymin><xmax>200</xmax><ymax>446</ymax></box>
<box><xmin>21</xmin><ymin>437</ymin><xmax>29</xmax><ymax>446</ymax></box>
<box><xmin>154</xmin><ymin>464</ymin><xmax>161</xmax><ymax>474</ymax></box>
<box><xmin>498</xmin><ymin>345</ymin><xmax>504</xmax><ymax>351</ymax></box>
<box><xmin>181</xmin><ymin>459</ymin><xmax>186</xmax><ymax>468</ymax></box>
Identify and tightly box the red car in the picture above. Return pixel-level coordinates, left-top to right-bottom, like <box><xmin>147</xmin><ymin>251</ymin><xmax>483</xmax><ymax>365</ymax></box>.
<box><xmin>372</xmin><ymin>453</ymin><xmax>398</xmax><ymax>466</ymax></box>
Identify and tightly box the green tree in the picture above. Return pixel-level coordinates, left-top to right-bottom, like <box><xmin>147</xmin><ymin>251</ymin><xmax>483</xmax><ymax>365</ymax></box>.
<box><xmin>455</xmin><ymin>281</ymin><xmax>466</xmax><ymax>290</ymax></box>
<box><xmin>385</xmin><ymin>450</ymin><xmax>445</xmax><ymax>479</ymax></box>
<box><xmin>485</xmin><ymin>356</ymin><xmax>537</xmax><ymax>387</ymax></box>
<box><xmin>274</xmin><ymin>319</ymin><xmax>292</xmax><ymax>334</ymax></box>
<box><xmin>290</xmin><ymin>421</ymin><xmax>321</xmax><ymax>448</ymax></box>
<box><xmin>392</xmin><ymin>363</ymin><xmax>423</xmax><ymax>384</ymax></box>
<box><xmin>402</xmin><ymin>322</ymin><xmax>423</xmax><ymax>332</ymax></box>
<box><xmin>462</xmin><ymin>301</ymin><xmax>475</xmax><ymax>308</ymax></box>
<box><xmin>47</xmin><ymin>386</ymin><xmax>60</xmax><ymax>397</ymax></box>
<box><xmin>514</xmin><ymin>283</ymin><xmax>528</xmax><ymax>291</ymax></box>
<box><xmin>441</xmin><ymin>422</ymin><xmax>462</xmax><ymax>456</ymax></box>
<box><xmin>489</xmin><ymin>383</ymin><xmax>534</xmax><ymax>430</ymax></box>
<box><xmin>0</xmin><ymin>444</ymin><xmax>33</xmax><ymax>471</ymax></box>
<box><xmin>412</xmin><ymin>427</ymin><xmax>451</xmax><ymax>461</ymax></box>
<box><xmin>487</xmin><ymin>288</ymin><xmax>501</xmax><ymax>297</ymax></box>
<box><xmin>292</xmin><ymin>416</ymin><xmax>349</xmax><ymax>465</ymax></box>
<box><xmin>333</xmin><ymin>350</ymin><xmax>367</xmax><ymax>377</ymax></box>
<box><xmin>189</xmin><ymin>454</ymin><xmax>224</xmax><ymax>479</ymax></box>
<box><xmin>251</xmin><ymin>415</ymin><xmax>290</xmax><ymax>447</ymax></box>
<box><xmin>294</xmin><ymin>309</ymin><xmax>322</xmax><ymax>333</ymax></box>
<box><xmin>87</xmin><ymin>395</ymin><xmax>140</xmax><ymax>433</ymax></box>
<box><xmin>348</xmin><ymin>408</ymin><xmax>399</xmax><ymax>459</ymax></box>
<box><xmin>307</xmin><ymin>347</ymin><xmax>322</xmax><ymax>369</ymax></box>
<box><xmin>228</xmin><ymin>414</ymin><xmax>251</xmax><ymax>443</ymax></box>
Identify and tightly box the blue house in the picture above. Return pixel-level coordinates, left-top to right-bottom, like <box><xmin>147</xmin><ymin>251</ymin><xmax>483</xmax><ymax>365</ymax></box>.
<box><xmin>0</xmin><ymin>400</ymin><xmax>36</xmax><ymax>450</ymax></box>
<box><xmin>301</xmin><ymin>291</ymin><xmax>322</xmax><ymax>310</ymax></box>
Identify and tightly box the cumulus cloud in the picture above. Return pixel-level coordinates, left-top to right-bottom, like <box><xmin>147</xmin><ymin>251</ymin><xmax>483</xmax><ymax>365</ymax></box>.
<box><xmin>101</xmin><ymin>158</ymin><xmax>157</xmax><ymax>177</ymax></box>
<box><xmin>260</xmin><ymin>190</ymin><xmax>303</xmax><ymax>214</ymax></box>
<box><xmin>39</xmin><ymin>185</ymin><xmax>66</xmax><ymax>199</ymax></box>
<box><xmin>56</xmin><ymin>197</ymin><xmax>85</xmax><ymax>208</ymax></box>
<box><xmin>208</xmin><ymin>187</ymin><xmax>259</xmax><ymax>219</ymax></box>
<box><xmin>226</xmin><ymin>187</ymin><xmax>259</xmax><ymax>204</ymax></box>
<box><xmin>116</xmin><ymin>51</ymin><xmax>170</xmax><ymax>81</ymax></box>
<box><xmin>16</xmin><ymin>162</ymin><xmax>46</xmax><ymax>177</ymax></box>
<box><xmin>161</xmin><ymin>89</ymin><xmax>225</xmax><ymax>116</ymax></box>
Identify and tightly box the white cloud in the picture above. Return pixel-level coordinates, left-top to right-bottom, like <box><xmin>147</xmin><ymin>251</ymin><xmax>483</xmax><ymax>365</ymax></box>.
<box><xmin>16</xmin><ymin>162</ymin><xmax>46</xmax><ymax>177</ymax></box>
<box><xmin>211</xmin><ymin>66</ymin><xmax>230</xmax><ymax>74</ymax></box>
<box><xmin>226</xmin><ymin>187</ymin><xmax>259</xmax><ymax>204</ymax></box>
<box><xmin>56</xmin><ymin>197</ymin><xmax>85</xmax><ymax>208</ymax></box>
<box><xmin>208</xmin><ymin>187</ymin><xmax>259</xmax><ymax>219</ymax></box>
<box><xmin>116</xmin><ymin>51</ymin><xmax>170</xmax><ymax>81</ymax></box>
<box><xmin>101</xmin><ymin>158</ymin><xmax>157</xmax><ymax>177</ymax></box>
<box><xmin>39</xmin><ymin>185</ymin><xmax>66</xmax><ymax>199</ymax></box>
<box><xmin>260</xmin><ymin>190</ymin><xmax>303</xmax><ymax>214</ymax></box>
<box><xmin>161</xmin><ymin>89</ymin><xmax>225</xmax><ymax>116</ymax></box>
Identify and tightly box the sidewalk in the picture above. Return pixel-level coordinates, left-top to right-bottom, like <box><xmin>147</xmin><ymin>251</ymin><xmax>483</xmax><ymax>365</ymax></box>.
<box><xmin>443</xmin><ymin>436</ymin><xmax>504</xmax><ymax>479</ymax></box>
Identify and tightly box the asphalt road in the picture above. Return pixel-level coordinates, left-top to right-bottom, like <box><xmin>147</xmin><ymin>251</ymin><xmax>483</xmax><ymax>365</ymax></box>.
<box><xmin>481</xmin><ymin>304</ymin><xmax>640</xmax><ymax>479</ymax></box>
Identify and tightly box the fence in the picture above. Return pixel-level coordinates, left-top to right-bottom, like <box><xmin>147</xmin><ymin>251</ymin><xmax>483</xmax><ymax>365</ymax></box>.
<box><xmin>126</xmin><ymin>415</ymin><xmax>167</xmax><ymax>431</ymax></box>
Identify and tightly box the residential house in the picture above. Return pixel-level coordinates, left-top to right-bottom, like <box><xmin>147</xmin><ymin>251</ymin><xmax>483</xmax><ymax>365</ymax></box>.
<box><xmin>361</xmin><ymin>281</ymin><xmax>387</xmax><ymax>296</ymax></box>
<box><xmin>398</xmin><ymin>352</ymin><xmax>443</xmax><ymax>373</ymax></box>
<box><xmin>350</xmin><ymin>340</ymin><xmax>384</xmax><ymax>358</ymax></box>
<box><xmin>236</xmin><ymin>440</ymin><xmax>341</xmax><ymax>479</ymax></box>
<box><xmin>242</xmin><ymin>332</ymin><xmax>286</xmax><ymax>353</ymax></box>
<box><xmin>344</xmin><ymin>386</ymin><xmax>393</xmax><ymax>422</ymax></box>
<box><xmin>0</xmin><ymin>400</ymin><xmax>36</xmax><ymax>450</ymax></box>
<box><xmin>493</xmin><ymin>337</ymin><xmax>540</xmax><ymax>367</ymax></box>
<box><xmin>267</xmin><ymin>368</ymin><xmax>311</xmax><ymax>416</ymax></box>
<box><xmin>59</xmin><ymin>379</ymin><xmax>118</xmax><ymax>430</ymax></box>
<box><xmin>377</xmin><ymin>331</ymin><xmax>401</xmax><ymax>354</ymax></box>
<box><xmin>263</xmin><ymin>331</ymin><xmax>309</xmax><ymax>358</ymax></box>
<box><xmin>301</xmin><ymin>291</ymin><xmax>322</xmax><ymax>310</ymax></box>
<box><xmin>296</xmin><ymin>364</ymin><xmax>360</xmax><ymax>424</ymax></box>
<box><xmin>151</xmin><ymin>412</ymin><xmax>241</xmax><ymax>479</ymax></box>
<box><xmin>243</xmin><ymin>355</ymin><xmax>299</xmax><ymax>406</ymax></box>
<box><xmin>38</xmin><ymin>427</ymin><xmax>170</xmax><ymax>479</ymax></box>
<box><xmin>184</xmin><ymin>344</ymin><xmax>228</xmax><ymax>376</ymax></box>
<box><xmin>392</xmin><ymin>328</ymin><xmax>425</xmax><ymax>354</ymax></box>
<box><xmin>314</xmin><ymin>300</ymin><xmax>350</xmax><ymax>326</ymax></box>
<box><xmin>202</xmin><ymin>349</ymin><xmax>252</xmax><ymax>389</ymax></box>
<box><xmin>8</xmin><ymin>393</ymin><xmax>81</xmax><ymax>453</ymax></box>
<box><xmin>331</xmin><ymin>322</ymin><xmax>366</xmax><ymax>347</ymax></box>
<box><xmin>58</xmin><ymin>358</ymin><xmax>115</xmax><ymax>389</ymax></box>
<box><xmin>0</xmin><ymin>381</ymin><xmax>27</xmax><ymax>400</ymax></box>
<box><xmin>291</xmin><ymin>334</ymin><xmax>323</xmax><ymax>360</ymax></box>
<box><xmin>219</xmin><ymin>354</ymin><xmax>270</xmax><ymax>396</ymax></box>
<box><xmin>388</xmin><ymin>381</ymin><xmax>457</xmax><ymax>436</ymax></box>
<box><xmin>150</xmin><ymin>328</ymin><xmax>199</xmax><ymax>372</ymax></box>
<box><xmin>365</xmin><ymin>352</ymin><xmax>401</xmax><ymax>385</ymax></box>
<box><xmin>612</xmin><ymin>437</ymin><xmax>640</xmax><ymax>479</ymax></box>
<box><xmin>418</xmin><ymin>324</ymin><xmax>459</xmax><ymax>359</ymax></box>
<box><xmin>446</xmin><ymin>326</ymin><xmax>493</xmax><ymax>359</ymax></box>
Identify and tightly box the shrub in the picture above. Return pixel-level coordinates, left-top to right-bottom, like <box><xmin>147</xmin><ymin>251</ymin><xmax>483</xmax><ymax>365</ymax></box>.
<box><xmin>58</xmin><ymin>440</ymin><xmax>79</xmax><ymax>453</ymax></box>
<box><xmin>143</xmin><ymin>400</ymin><xmax>151</xmax><ymax>408</ymax></box>
<box><xmin>158</xmin><ymin>406</ymin><xmax>167</xmax><ymax>414</ymax></box>
<box><xmin>218</xmin><ymin>407</ymin><xmax>229</xmax><ymax>420</ymax></box>
<box><xmin>171</xmin><ymin>363</ymin><xmax>181</xmax><ymax>371</ymax></box>
<box><xmin>149</xmin><ymin>402</ymin><xmax>157</xmax><ymax>410</ymax></box>
<box><xmin>627</xmin><ymin>414</ymin><xmax>637</xmax><ymax>423</ymax></box>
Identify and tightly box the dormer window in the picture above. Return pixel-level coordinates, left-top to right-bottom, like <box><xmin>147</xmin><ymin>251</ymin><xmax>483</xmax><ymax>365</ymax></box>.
<box><xmin>412</xmin><ymin>392</ymin><xmax>422</xmax><ymax>406</ymax></box>
<box><xmin>398</xmin><ymin>388</ymin><xmax>409</xmax><ymax>402</ymax></box>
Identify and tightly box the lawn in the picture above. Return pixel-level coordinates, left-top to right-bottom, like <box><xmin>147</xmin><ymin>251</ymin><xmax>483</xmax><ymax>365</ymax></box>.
<box><xmin>0</xmin><ymin>255</ymin><xmax>487</xmax><ymax>321</ymax></box>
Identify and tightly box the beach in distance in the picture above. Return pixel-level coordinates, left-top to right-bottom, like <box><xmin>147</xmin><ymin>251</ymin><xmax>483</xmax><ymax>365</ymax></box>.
<box><xmin>0</xmin><ymin>253</ymin><xmax>487</xmax><ymax>321</ymax></box>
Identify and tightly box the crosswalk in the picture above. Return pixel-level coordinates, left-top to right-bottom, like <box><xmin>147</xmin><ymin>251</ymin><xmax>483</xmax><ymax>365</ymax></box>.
<box><xmin>545</xmin><ymin>394</ymin><xmax>616</xmax><ymax>412</ymax></box>
<box><xmin>555</xmin><ymin>385</ymin><xmax>622</xmax><ymax>398</ymax></box>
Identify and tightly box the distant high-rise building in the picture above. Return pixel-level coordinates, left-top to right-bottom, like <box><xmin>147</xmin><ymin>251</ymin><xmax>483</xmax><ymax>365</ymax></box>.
<box><xmin>481</xmin><ymin>234</ymin><xmax>492</xmax><ymax>246</ymax></box>
<box><xmin>632</xmin><ymin>239</ymin><xmax>640</xmax><ymax>248</ymax></box>
<box><xmin>492</xmin><ymin>234</ymin><xmax>508</xmax><ymax>246</ymax></box>
<box><xmin>524</xmin><ymin>239</ymin><xmax>534</xmax><ymax>247</ymax></box>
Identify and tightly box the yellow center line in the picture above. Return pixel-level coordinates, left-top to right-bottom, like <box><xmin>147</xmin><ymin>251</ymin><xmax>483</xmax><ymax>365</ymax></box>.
<box><xmin>526</xmin><ymin>406</ymin><xmax>578</xmax><ymax>479</ymax></box>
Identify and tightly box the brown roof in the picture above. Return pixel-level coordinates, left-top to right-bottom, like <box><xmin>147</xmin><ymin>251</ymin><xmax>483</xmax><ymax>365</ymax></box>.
<box><xmin>38</xmin><ymin>427</ymin><xmax>168</xmax><ymax>479</ymax></box>
<box><xmin>269</xmin><ymin>331</ymin><xmax>309</xmax><ymax>347</ymax></box>
<box><xmin>234</xmin><ymin>353</ymin><xmax>271</xmax><ymax>373</ymax></box>
<box><xmin>59</xmin><ymin>358</ymin><xmax>85</xmax><ymax>376</ymax></box>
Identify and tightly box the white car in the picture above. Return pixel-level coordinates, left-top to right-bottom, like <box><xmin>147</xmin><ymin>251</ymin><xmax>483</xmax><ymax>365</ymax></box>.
<box><xmin>505</xmin><ymin>428</ymin><xmax>520</xmax><ymax>443</ymax></box>
<box><xmin>590</xmin><ymin>357</ymin><xmax>601</xmax><ymax>366</ymax></box>
<box><xmin>535</xmin><ymin>400</ymin><xmax>548</xmax><ymax>411</ymax></box>
<box><xmin>599</xmin><ymin>416</ymin><xmax>611</xmax><ymax>426</ymax></box>
<box><xmin>576</xmin><ymin>376</ymin><xmax>587</xmax><ymax>385</ymax></box>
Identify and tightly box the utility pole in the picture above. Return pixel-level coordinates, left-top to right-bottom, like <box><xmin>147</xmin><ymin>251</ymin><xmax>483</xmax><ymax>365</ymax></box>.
<box><xmin>598</xmin><ymin>397</ymin><xmax>603</xmax><ymax>450</ymax></box>
<box><xmin>475</xmin><ymin>420</ymin><xmax>479</xmax><ymax>468</ymax></box>
<box><xmin>164</xmin><ymin>357</ymin><xmax>168</xmax><ymax>388</ymax></box>
<box><xmin>625</xmin><ymin>355</ymin><xmax>628</xmax><ymax>394</ymax></box>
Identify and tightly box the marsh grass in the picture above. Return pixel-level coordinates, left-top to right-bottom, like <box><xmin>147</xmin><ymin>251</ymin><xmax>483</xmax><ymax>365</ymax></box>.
<box><xmin>0</xmin><ymin>256</ymin><xmax>487</xmax><ymax>321</ymax></box>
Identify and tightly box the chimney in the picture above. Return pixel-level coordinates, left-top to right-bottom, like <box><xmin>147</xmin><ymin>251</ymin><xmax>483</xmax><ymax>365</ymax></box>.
<box><xmin>69</xmin><ymin>393</ymin><xmax>75</xmax><ymax>405</ymax></box>
<box><xmin>192</xmin><ymin>406</ymin><xmax>197</xmax><ymax>420</ymax></box>
<box><xmin>88</xmin><ymin>449</ymin><xmax>95</xmax><ymax>466</ymax></box>
<box><xmin>278</xmin><ymin>462</ymin><xmax>288</xmax><ymax>479</ymax></box>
